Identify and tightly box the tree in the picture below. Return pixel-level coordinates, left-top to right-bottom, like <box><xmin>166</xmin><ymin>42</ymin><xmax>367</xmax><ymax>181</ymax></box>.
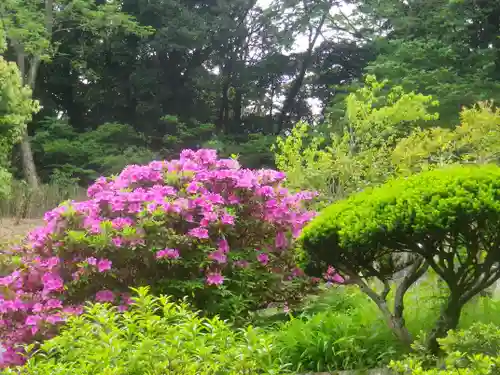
<box><xmin>273</xmin><ymin>75</ymin><xmax>439</xmax><ymax>204</ymax></box>
<box><xmin>0</xmin><ymin>48</ymin><xmax>40</xmax><ymax>198</ymax></box>
<box><xmin>393</xmin><ymin>101</ymin><xmax>500</xmax><ymax>174</ymax></box>
<box><xmin>273</xmin><ymin>0</ymin><xmax>338</xmax><ymax>132</ymax></box>
<box><xmin>0</xmin><ymin>0</ymin><xmax>151</xmax><ymax>188</ymax></box>
<box><xmin>300</xmin><ymin>164</ymin><xmax>500</xmax><ymax>353</ymax></box>
<box><xmin>362</xmin><ymin>0</ymin><xmax>500</xmax><ymax>125</ymax></box>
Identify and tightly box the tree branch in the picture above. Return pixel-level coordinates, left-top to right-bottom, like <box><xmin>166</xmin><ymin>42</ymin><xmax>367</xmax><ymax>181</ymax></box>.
<box><xmin>394</xmin><ymin>258</ymin><xmax>429</xmax><ymax>319</ymax></box>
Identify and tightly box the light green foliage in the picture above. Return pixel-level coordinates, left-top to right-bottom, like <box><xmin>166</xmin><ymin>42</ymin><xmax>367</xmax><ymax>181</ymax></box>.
<box><xmin>272</xmin><ymin>286</ymin><xmax>401</xmax><ymax>372</ymax></box>
<box><xmin>300</xmin><ymin>164</ymin><xmax>500</xmax><ymax>351</ymax></box>
<box><xmin>0</xmin><ymin>56</ymin><xmax>39</xmax><ymax>197</ymax></box>
<box><xmin>393</xmin><ymin>101</ymin><xmax>500</xmax><ymax>174</ymax></box>
<box><xmin>2</xmin><ymin>287</ymin><xmax>289</xmax><ymax>375</ymax></box>
<box><xmin>1</xmin><ymin>0</ymin><xmax>151</xmax><ymax>64</ymax></box>
<box><xmin>391</xmin><ymin>355</ymin><xmax>500</xmax><ymax>375</ymax></box>
<box><xmin>439</xmin><ymin>323</ymin><xmax>500</xmax><ymax>359</ymax></box>
<box><xmin>0</xmin><ymin>58</ymin><xmax>39</xmax><ymax>155</ymax></box>
<box><xmin>273</xmin><ymin>75</ymin><xmax>439</xmax><ymax>204</ymax></box>
<box><xmin>390</xmin><ymin>323</ymin><xmax>500</xmax><ymax>375</ymax></box>
<box><xmin>269</xmin><ymin>283</ymin><xmax>500</xmax><ymax>373</ymax></box>
<box><xmin>301</xmin><ymin>164</ymin><xmax>500</xmax><ymax>271</ymax></box>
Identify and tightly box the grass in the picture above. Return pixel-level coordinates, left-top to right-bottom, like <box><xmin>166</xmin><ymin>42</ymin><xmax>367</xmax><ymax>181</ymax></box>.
<box><xmin>263</xmin><ymin>278</ymin><xmax>500</xmax><ymax>373</ymax></box>
<box><xmin>0</xmin><ymin>180</ymin><xmax>86</xmax><ymax>219</ymax></box>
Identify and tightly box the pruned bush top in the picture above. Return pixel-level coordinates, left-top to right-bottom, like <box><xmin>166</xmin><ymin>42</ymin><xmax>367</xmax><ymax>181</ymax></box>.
<box><xmin>0</xmin><ymin>149</ymin><xmax>317</xmax><ymax>367</ymax></box>
<box><xmin>300</xmin><ymin>164</ymin><xmax>500</xmax><ymax>275</ymax></box>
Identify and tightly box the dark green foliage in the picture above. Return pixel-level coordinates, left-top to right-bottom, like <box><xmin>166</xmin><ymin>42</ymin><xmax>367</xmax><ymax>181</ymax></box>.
<box><xmin>363</xmin><ymin>0</ymin><xmax>500</xmax><ymax>125</ymax></box>
<box><xmin>31</xmin><ymin>118</ymin><xmax>157</xmax><ymax>184</ymax></box>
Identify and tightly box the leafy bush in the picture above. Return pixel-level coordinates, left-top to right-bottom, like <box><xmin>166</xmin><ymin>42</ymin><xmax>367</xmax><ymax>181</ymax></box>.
<box><xmin>0</xmin><ymin>149</ymin><xmax>317</xmax><ymax>367</ymax></box>
<box><xmin>300</xmin><ymin>164</ymin><xmax>500</xmax><ymax>353</ymax></box>
<box><xmin>0</xmin><ymin>287</ymin><xmax>289</xmax><ymax>375</ymax></box>
<box><xmin>390</xmin><ymin>323</ymin><xmax>500</xmax><ymax>375</ymax></box>
<box><xmin>439</xmin><ymin>323</ymin><xmax>500</xmax><ymax>360</ymax></box>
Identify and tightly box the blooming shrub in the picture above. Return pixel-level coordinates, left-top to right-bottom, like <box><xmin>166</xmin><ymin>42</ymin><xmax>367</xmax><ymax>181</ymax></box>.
<box><xmin>0</xmin><ymin>287</ymin><xmax>290</xmax><ymax>375</ymax></box>
<box><xmin>0</xmin><ymin>149</ymin><xmax>317</xmax><ymax>367</ymax></box>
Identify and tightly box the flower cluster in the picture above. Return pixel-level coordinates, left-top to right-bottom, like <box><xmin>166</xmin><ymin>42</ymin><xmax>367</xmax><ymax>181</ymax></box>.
<box><xmin>324</xmin><ymin>266</ymin><xmax>345</xmax><ymax>284</ymax></box>
<box><xmin>0</xmin><ymin>149</ymin><xmax>317</xmax><ymax>367</ymax></box>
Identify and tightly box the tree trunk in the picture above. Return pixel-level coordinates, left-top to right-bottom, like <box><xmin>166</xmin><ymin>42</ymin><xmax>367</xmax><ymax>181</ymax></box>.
<box><xmin>426</xmin><ymin>294</ymin><xmax>463</xmax><ymax>354</ymax></box>
<box><xmin>20</xmin><ymin>135</ymin><xmax>40</xmax><ymax>189</ymax></box>
<box><xmin>15</xmin><ymin>50</ymin><xmax>40</xmax><ymax>190</ymax></box>
<box><xmin>388</xmin><ymin>313</ymin><xmax>413</xmax><ymax>348</ymax></box>
<box><xmin>275</xmin><ymin>0</ymin><xmax>334</xmax><ymax>133</ymax></box>
<box><xmin>373</xmin><ymin>294</ymin><xmax>413</xmax><ymax>349</ymax></box>
<box><xmin>352</xmin><ymin>274</ymin><xmax>414</xmax><ymax>350</ymax></box>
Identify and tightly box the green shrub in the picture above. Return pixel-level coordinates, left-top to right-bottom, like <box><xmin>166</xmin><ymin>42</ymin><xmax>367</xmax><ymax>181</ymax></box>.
<box><xmin>273</xmin><ymin>75</ymin><xmax>439</xmax><ymax>205</ymax></box>
<box><xmin>1</xmin><ymin>287</ymin><xmax>289</xmax><ymax>375</ymax></box>
<box><xmin>300</xmin><ymin>164</ymin><xmax>500</xmax><ymax>353</ymax></box>
<box><xmin>390</xmin><ymin>323</ymin><xmax>500</xmax><ymax>375</ymax></box>
<box><xmin>439</xmin><ymin>323</ymin><xmax>500</xmax><ymax>360</ymax></box>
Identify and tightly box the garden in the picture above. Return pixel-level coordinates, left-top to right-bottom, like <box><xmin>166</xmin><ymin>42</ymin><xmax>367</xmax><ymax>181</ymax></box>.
<box><xmin>1</xmin><ymin>140</ymin><xmax>500</xmax><ymax>374</ymax></box>
<box><xmin>2</xmin><ymin>0</ymin><xmax>500</xmax><ymax>372</ymax></box>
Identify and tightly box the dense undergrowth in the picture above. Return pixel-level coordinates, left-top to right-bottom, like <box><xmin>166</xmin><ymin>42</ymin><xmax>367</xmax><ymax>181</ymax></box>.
<box><xmin>265</xmin><ymin>281</ymin><xmax>500</xmax><ymax>373</ymax></box>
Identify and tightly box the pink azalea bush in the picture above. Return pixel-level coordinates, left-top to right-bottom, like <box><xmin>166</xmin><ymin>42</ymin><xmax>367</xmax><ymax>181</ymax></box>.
<box><xmin>0</xmin><ymin>149</ymin><xmax>318</xmax><ymax>367</ymax></box>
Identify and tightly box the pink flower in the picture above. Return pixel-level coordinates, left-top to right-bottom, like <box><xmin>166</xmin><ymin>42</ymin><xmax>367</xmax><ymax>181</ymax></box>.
<box><xmin>97</xmin><ymin>259</ymin><xmax>112</xmax><ymax>273</ymax></box>
<box><xmin>257</xmin><ymin>252</ymin><xmax>269</xmax><ymax>265</ymax></box>
<box><xmin>25</xmin><ymin>315</ymin><xmax>41</xmax><ymax>327</ymax></box>
<box><xmin>42</xmin><ymin>273</ymin><xmax>64</xmax><ymax>293</ymax></box>
<box><xmin>218</xmin><ymin>239</ymin><xmax>229</xmax><ymax>253</ymax></box>
<box><xmin>221</xmin><ymin>214</ymin><xmax>235</xmax><ymax>225</ymax></box>
<box><xmin>95</xmin><ymin>290</ymin><xmax>115</xmax><ymax>303</ymax></box>
<box><xmin>86</xmin><ymin>257</ymin><xmax>97</xmax><ymax>266</ymax></box>
<box><xmin>208</xmin><ymin>251</ymin><xmax>227</xmax><ymax>264</ymax></box>
<box><xmin>112</xmin><ymin>237</ymin><xmax>123</xmax><ymax>247</ymax></box>
<box><xmin>324</xmin><ymin>266</ymin><xmax>345</xmax><ymax>284</ymax></box>
<box><xmin>188</xmin><ymin>227</ymin><xmax>209</xmax><ymax>239</ymax></box>
<box><xmin>155</xmin><ymin>248</ymin><xmax>180</xmax><ymax>260</ymax></box>
<box><xmin>275</xmin><ymin>232</ymin><xmax>288</xmax><ymax>249</ymax></box>
<box><xmin>45</xmin><ymin>314</ymin><xmax>64</xmax><ymax>324</ymax></box>
<box><xmin>46</xmin><ymin>299</ymin><xmax>63</xmax><ymax>309</ymax></box>
<box><xmin>206</xmin><ymin>272</ymin><xmax>224</xmax><ymax>286</ymax></box>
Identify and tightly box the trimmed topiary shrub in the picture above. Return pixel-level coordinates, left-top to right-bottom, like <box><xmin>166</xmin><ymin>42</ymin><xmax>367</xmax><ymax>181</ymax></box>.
<box><xmin>300</xmin><ymin>164</ymin><xmax>500</xmax><ymax>353</ymax></box>
<box><xmin>0</xmin><ymin>287</ymin><xmax>290</xmax><ymax>375</ymax></box>
<box><xmin>0</xmin><ymin>149</ymin><xmax>317</xmax><ymax>367</ymax></box>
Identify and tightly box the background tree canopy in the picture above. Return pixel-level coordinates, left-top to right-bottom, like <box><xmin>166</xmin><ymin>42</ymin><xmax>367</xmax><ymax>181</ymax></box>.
<box><xmin>0</xmin><ymin>0</ymin><xmax>500</xmax><ymax>189</ymax></box>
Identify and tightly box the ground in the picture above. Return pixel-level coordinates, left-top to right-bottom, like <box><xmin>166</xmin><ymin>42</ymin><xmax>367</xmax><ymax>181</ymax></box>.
<box><xmin>0</xmin><ymin>218</ymin><xmax>43</xmax><ymax>245</ymax></box>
